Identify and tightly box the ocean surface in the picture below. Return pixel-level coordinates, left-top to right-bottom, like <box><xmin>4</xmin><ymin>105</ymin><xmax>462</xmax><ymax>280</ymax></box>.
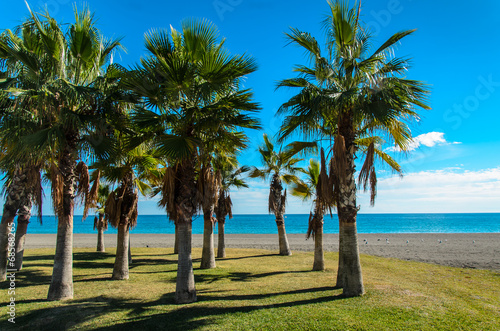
<box><xmin>14</xmin><ymin>213</ymin><xmax>500</xmax><ymax>234</ymax></box>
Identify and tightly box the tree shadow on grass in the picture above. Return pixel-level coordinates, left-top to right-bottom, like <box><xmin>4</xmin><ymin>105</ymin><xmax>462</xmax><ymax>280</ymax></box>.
<box><xmin>6</xmin><ymin>288</ymin><xmax>344</xmax><ymax>331</ymax></box>
<box><xmin>2</xmin><ymin>268</ymin><xmax>52</xmax><ymax>288</ymax></box>
<box><xmin>194</xmin><ymin>269</ymin><xmax>312</xmax><ymax>284</ymax></box>
<box><xmin>216</xmin><ymin>253</ymin><xmax>279</xmax><ymax>261</ymax></box>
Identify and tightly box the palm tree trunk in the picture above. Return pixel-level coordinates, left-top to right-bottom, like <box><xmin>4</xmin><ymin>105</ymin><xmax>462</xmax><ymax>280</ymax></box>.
<box><xmin>276</xmin><ymin>216</ymin><xmax>291</xmax><ymax>256</ymax></box>
<box><xmin>14</xmin><ymin>216</ymin><xmax>29</xmax><ymax>271</ymax></box>
<box><xmin>0</xmin><ymin>213</ymin><xmax>16</xmax><ymax>281</ymax></box>
<box><xmin>217</xmin><ymin>218</ymin><xmax>226</xmax><ymax>258</ymax></box>
<box><xmin>173</xmin><ymin>159</ymin><xmax>197</xmax><ymax>304</ymax></box>
<box><xmin>174</xmin><ymin>223</ymin><xmax>179</xmax><ymax>254</ymax></box>
<box><xmin>176</xmin><ymin>220</ymin><xmax>196</xmax><ymax>303</ymax></box>
<box><xmin>0</xmin><ymin>169</ymin><xmax>26</xmax><ymax>280</ymax></box>
<box><xmin>48</xmin><ymin>144</ymin><xmax>76</xmax><ymax>301</ymax></box>
<box><xmin>13</xmin><ymin>187</ymin><xmax>33</xmax><ymax>272</ymax></box>
<box><xmin>200</xmin><ymin>211</ymin><xmax>216</xmax><ymax>269</ymax></box>
<box><xmin>335</xmin><ymin>217</ymin><xmax>345</xmax><ymax>288</ymax></box>
<box><xmin>312</xmin><ymin>214</ymin><xmax>325</xmax><ymax>271</ymax></box>
<box><xmin>96</xmin><ymin>214</ymin><xmax>105</xmax><ymax>252</ymax></box>
<box><xmin>336</xmin><ymin>117</ymin><xmax>364</xmax><ymax>297</ymax></box>
<box><xmin>112</xmin><ymin>223</ymin><xmax>129</xmax><ymax>280</ymax></box>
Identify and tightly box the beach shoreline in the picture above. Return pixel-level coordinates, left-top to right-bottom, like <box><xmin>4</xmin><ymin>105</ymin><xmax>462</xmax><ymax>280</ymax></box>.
<box><xmin>24</xmin><ymin>233</ymin><xmax>500</xmax><ymax>271</ymax></box>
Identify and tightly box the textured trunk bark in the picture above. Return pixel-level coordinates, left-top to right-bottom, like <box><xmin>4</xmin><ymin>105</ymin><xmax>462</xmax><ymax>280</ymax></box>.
<box><xmin>0</xmin><ymin>213</ymin><xmax>16</xmax><ymax>281</ymax></box>
<box><xmin>14</xmin><ymin>216</ymin><xmax>29</xmax><ymax>271</ymax></box>
<box><xmin>276</xmin><ymin>217</ymin><xmax>292</xmax><ymax>256</ymax></box>
<box><xmin>335</xmin><ymin>217</ymin><xmax>345</xmax><ymax>288</ymax></box>
<box><xmin>174</xmin><ymin>224</ymin><xmax>179</xmax><ymax>254</ymax></box>
<box><xmin>217</xmin><ymin>218</ymin><xmax>226</xmax><ymax>258</ymax></box>
<box><xmin>0</xmin><ymin>169</ymin><xmax>26</xmax><ymax>280</ymax></box>
<box><xmin>335</xmin><ymin>115</ymin><xmax>364</xmax><ymax>297</ymax></box>
<box><xmin>48</xmin><ymin>143</ymin><xmax>76</xmax><ymax>301</ymax></box>
<box><xmin>112</xmin><ymin>223</ymin><xmax>129</xmax><ymax>280</ymax></box>
<box><xmin>14</xmin><ymin>187</ymin><xmax>33</xmax><ymax>272</ymax></box>
<box><xmin>200</xmin><ymin>212</ymin><xmax>215</xmax><ymax>269</ymax></box>
<box><xmin>96</xmin><ymin>214</ymin><xmax>105</xmax><ymax>252</ymax></box>
<box><xmin>339</xmin><ymin>221</ymin><xmax>363</xmax><ymax>297</ymax></box>
<box><xmin>312</xmin><ymin>217</ymin><xmax>325</xmax><ymax>271</ymax></box>
<box><xmin>47</xmin><ymin>218</ymin><xmax>74</xmax><ymax>300</ymax></box>
<box><xmin>175</xmin><ymin>220</ymin><xmax>196</xmax><ymax>303</ymax></box>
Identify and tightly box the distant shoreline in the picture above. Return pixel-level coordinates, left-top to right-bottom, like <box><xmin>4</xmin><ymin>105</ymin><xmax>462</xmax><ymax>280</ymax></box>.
<box><xmin>24</xmin><ymin>233</ymin><xmax>500</xmax><ymax>271</ymax></box>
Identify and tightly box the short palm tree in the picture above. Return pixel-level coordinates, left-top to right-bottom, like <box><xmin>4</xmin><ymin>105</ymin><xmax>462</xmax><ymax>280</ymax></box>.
<box><xmin>278</xmin><ymin>0</ymin><xmax>430</xmax><ymax>297</ymax></box>
<box><xmin>250</xmin><ymin>133</ymin><xmax>316</xmax><ymax>256</ymax></box>
<box><xmin>290</xmin><ymin>149</ymin><xmax>333</xmax><ymax>271</ymax></box>
<box><xmin>213</xmin><ymin>155</ymin><xmax>249</xmax><ymax>258</ymax></box>
<box><xmin>93</xmin><ymin>184</ymin><xmax>110</xmax><ymax>252</ymax></box>
<box><xmin>127</xmin><ymin>20</ymin><xmax>260</xmax><ymax>303</ymax></box>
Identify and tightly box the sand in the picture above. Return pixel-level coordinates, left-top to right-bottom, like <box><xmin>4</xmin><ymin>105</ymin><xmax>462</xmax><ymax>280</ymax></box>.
<box><xmin>25</xmin><ymin>232</ymin><xmax>500</xmax><ymax>271</ymax></box>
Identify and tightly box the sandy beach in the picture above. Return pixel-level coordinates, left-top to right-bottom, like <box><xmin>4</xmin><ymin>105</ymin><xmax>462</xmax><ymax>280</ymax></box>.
<box><xmin>25</xmin><ymin>232</ymin><xmax>500</xmax><ymax>271</ymax></box>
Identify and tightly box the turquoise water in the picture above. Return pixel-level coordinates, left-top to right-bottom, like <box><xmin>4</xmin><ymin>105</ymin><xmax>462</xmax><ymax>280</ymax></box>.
<box><xmin>16</xmin><ymin>213</ymin><xmax>500</xmax><ymax>234</ymax></box>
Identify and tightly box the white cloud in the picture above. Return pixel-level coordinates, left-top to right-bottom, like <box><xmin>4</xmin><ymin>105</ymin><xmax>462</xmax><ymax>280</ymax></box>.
<box><xmin>385</xmin><ymin>132</ymin><xmax>461</xmax><ymax>152</ymax></box>
<box><xmin>231</xmin><ymin>167</ymin><xmax>500</xmax><ymax>214</ymax></box>
<box><xmin>358</xmin><ymin>167</ymin><xmax>500</xmax><ymax>213</ymax></box>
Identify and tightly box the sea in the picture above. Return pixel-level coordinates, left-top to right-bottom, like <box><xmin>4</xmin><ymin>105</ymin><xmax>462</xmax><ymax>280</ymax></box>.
<box><xmin>16</xmin><ymin>213</ymin><xmax>500</xmax><ymax>234</ymax></box>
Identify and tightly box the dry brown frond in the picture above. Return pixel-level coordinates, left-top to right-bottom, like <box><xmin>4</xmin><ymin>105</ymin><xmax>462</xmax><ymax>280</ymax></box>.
<box><xmin>50</xmin><ymin>162</ymin><xmax>64</xmax><ymax>219</ymax></box>
<box><xmin>84</xmin><ymin>170</ymin><xmax>101</xmax><ymax>219</ymax></box>
<box><xmin>358</xmin><ymin>141</ymin><xmax>378</xmax><ymax>206</ymax></box>
<box><xmin>104</xmin><ymin>191</ymin><xmax>119</xmax><ymax>228</ymax></box>
<box><xmin>127</xmin><ymin>189</ymin><xmax>139</xmax><ymax>228</ymax></box>
<box><xmin>369</xmin><ymin>167</ymin><xmax>377</xmax><ymax>206</ymax></box>
<box><xmin>75</xmin><ymin>161</ymin><xmax>89</xmax><ymax>205</ymax></box>
<box><xmin>358</xmin><ymin>141</ymin><xmax>375</xmax><ymax>192</ymax></box>
<box><xmin>27</xmin><ymin>165</ymin><xmax>43</xmax><ymax>223</ymax></box>
<box><xmin>198</xmin><ymin>164</ymin><xmax>221</xmax><ymax>213</ymax></box>
<box><xmin>159</xmin><ymin>166</ymin><xmax>177</xmax><ymax>220</ymax></box>
<box><xmin>306</xmin><ymin>212</ymin><xmax>314</xmax><ymax>239</ymax></box>
<box><xmin>226</xmin><ymin>195</ymin><xmax>233</xmax><ymax>220</ymax></box>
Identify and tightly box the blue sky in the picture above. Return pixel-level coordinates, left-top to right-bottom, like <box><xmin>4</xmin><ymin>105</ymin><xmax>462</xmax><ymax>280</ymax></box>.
<box><xmin>2</xmin><ymin>0</ymin><xmax>500</xmax><ymax>214</ymax></box>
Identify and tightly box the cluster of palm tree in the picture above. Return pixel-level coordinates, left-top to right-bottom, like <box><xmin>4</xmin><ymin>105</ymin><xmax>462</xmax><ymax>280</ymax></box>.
<box><xmin>0</xmin><ymin>0</ymin><xmax>429</xmax><ymax>303</ymax></box>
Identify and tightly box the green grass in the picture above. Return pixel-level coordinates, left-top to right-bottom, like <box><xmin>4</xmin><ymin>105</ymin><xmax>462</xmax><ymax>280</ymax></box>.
<box><xmin>1</xmin><ymin>247</ymin><xmax>499</xmax><ymax>330</ymax></box>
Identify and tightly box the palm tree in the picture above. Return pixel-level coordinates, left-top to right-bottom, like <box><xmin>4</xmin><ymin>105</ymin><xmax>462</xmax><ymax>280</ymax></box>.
<box><xmin>127</xmin><ymin>20</ymin><xmax>260</xmax><ymax>303</ymax></box>
<box><xmin>91</xmin><ymin>140</ymin><xmax>161</xmax><ymax>280</ymax></box>
<box><xmin>213</xmin><ymin>156</ymin><xmax>249</xmax><ymax>258</ymax></box>
<box><xmin>92</xmin><ymin>184</ymin><xmax>110</xmax><ymax>252</ymax></box>
<box><xmin>0</xmin><ymin>22</ymin><xmax>45</xmax><ymax>278</ymax></box>
<box><xmin>0</xmin><ymin>6</ymin><xmax>123</xmax><ymax>299</ymax></box>
<box><xmin>198</xmin><ymin>134</ymin><xmax>249</xmax><ymax>269</ymax></box>
<box><xmin>250</xmin><ymin>134</ymin><xmax>316</xmax><ymax>256</ymax></box>
<box><xmin>278</xmin><ymin>0</ymin><xmax>430</xmax><ymax>297</ymax></box>
<box><xmin>290</xmin><ymin>150</ymin><xmax>333</xmax><ymax>271</ymax></box>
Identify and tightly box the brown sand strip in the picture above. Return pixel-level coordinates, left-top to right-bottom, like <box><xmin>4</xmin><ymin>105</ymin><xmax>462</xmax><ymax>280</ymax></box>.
<box><xmin>25</xmin><ymin>233</ymin><xmax>500</xmax><ymax>271</ymax></box>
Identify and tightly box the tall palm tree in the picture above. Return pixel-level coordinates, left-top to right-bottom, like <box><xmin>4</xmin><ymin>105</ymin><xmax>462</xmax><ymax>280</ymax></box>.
<box><xmin>0</xmin><ymin>22</ymin><xmax>45</xmax><ymax>278</ymax></box>
<box><xmin>250</xmin><ymin>134</ymin><xmax>316</xmax><ymax>256</ymax></box>
<box><xmin>0</xmin><ymin>6</ymin><xmax>123</xmax><ymax>299</ymax></box>
<box><xmin>127</xmin><ymin>20</ymin><xmax>260</xmax><ymax>303</ymax></box>
<box><xmin>277</xmin><ymin>0</ymin><xmax>430</xmax><ymax>297</ymax></box>
<box><xmin>213</xmin><ymin>155</ymin><xmax>249</xmax><ymax>258</ymax></box>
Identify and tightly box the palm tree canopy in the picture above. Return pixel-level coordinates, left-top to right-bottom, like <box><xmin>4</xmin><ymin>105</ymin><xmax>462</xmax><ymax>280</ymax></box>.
<box><xmin>127</xmin><ymin>19</ymin><xmax>261</xmax><ymax>163</ymax></box>
<box><xmin>277</xmin><ymin>0</ymin><xmax>430</xmax><ymax>208</ymax></box>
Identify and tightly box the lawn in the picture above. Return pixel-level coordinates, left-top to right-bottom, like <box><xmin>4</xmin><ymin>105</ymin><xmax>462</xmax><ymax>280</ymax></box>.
<box><xmin>1</xmin><ymin>247</ymin><xmax>499</xmax><ymax>330</ymax></box>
